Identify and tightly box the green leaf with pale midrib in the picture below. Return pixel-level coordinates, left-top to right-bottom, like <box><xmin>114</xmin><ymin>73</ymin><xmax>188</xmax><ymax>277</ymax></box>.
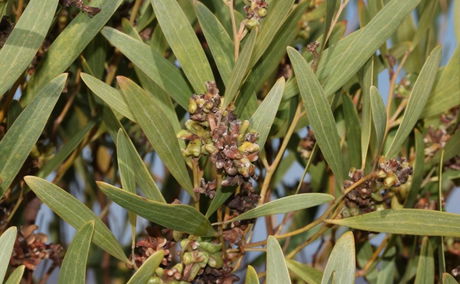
<box><xmin>100</xmin><ymin>28</ymin><xmax>191</xmax><ymax>109</ymax></box>
<box><xmin>0</xmin><ymin>227</ymin><xmax>17</xmax><ymax>283</ymax></box>
<box><xmin>321</xmin><ymin>231</ymin><xmax>355</xmax><ymax>284</ymax></box>
<box><xmin>369</xmin><ymin>86</ymin><xmax>387</xmax><ymax>155</ymax></box>
<box><xmin>317</xmin><ymin>0</ymin><xmax>421</xmax><ymax>97</ymax></box>
<box><xmin>26</xmin><ymin>0</ymin><xmax>123</xmax><ymax>98</ymax></box>
<box><xmin>229</xmin><ymin>193</ymin><xmax>334</xmax><ymax>222</ymax></box>
<box><xmin>117</xmin><ymin>76</ymin><xmax>193</xmax><ymax>193</ymax></box>
<box><xmin>127</xmin><ymin>251</ymin><xmax>164</xmax><ymax>284</ymax></box>
<box><xmin>385</xmin><ymin>46</ymin><xmax>442</xmax><ymax>158</ymax></box>
<box><xmin>0</xmin><ymin>0</ymin><xmax>58</xmax><ymax>98</ymax></box>
<box><xmin>98</xmin><ymin>182</ymin><xmax>216</xmax><ymax>237</ymax></box>
<box><xmin>5</xmin><ymin>265</ymin><xmax>25</xmax><ymax>284</ymax></box>
<box><xmin>286</xmin><ymin>259</ymin><xmax>322</xmax><ymax>284</ymax></box>
<box><xmin>116</xmin><ymin>129</ymin><xmax>165</xmax><ymax>202</ymax></box>
<box><xmin>250</xmin><ymin>78</ymin><xmax>285</xmax><ymax>148</ymax></box>
<box><xmin>195</xmin><ymin>2</ymin><xmax>234</xmax><ymax>86</ymax></box>
<box><xmin>58</xmin><ymin>221</ymin><xmax>95</xmax><ymax>284</ymax></box>
<box><xmin>24</xmin><ymin>176</ymin><xmax>128</xmax><ymax>262</ymax></box>
<box><xmin>267</xmin><ymin>236</ymin><xmax>291</xmax><ymax>284</ymax></box>
<box><xmin>81</xmin><ymin>73</ymin><xmax>136</xmax><ymax>121</ymax></box>
<box><xmin>223</xmin><ymin>30</ymin><xmax>258</xmax><ymax>107</ymax></box>
<box><xmin>0</xmin><ymin>74</ymin><xmax>67</xmax><ymax>196</ymax></box>
<box><xmin>288</xmin><ymin>47</ymin><xmax>345</xmax><ymax>184</ymax></box>
<box><xmin>151</xmin><ymin>0</ymin><xmax>214</xmax><ymax>94</ymax></box>
<box><xmin>326</xmin><ymin>209</ymin><xmax>460</xmax><ymax>237</ymax></box>
<box><xmin>342</xmin><ymin>94</ymin><xmax>362</xmax><ymax>169</ymax></box>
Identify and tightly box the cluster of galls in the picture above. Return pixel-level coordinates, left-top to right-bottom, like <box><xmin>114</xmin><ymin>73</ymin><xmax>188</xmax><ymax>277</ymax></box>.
<box><xmin>10</xmin><ymin>225</ymin><xmax>64</xmax><ymax>271</ymax></box>
<box><xmin>135</xmin><ymin>228</ymin><xmax>237</xmax><ymax>284</ymax></box>
<box><xmin>343</xmin><ymin>157</ymin><xmax>413</xmax><ymax>217</ymax></box>
<box><xmin>59</xmin><ymin>0</ymin><xmax>101</xmax><ymax>16</ymax></box>
<box><xmin>243</xmin><ymin>0</ymin><xmax>268</xmax><ymax>29</ymax></box>
<box><xmin>178</xmin><ymin>82</ymin><xmax>259</xmax><ymax>197</ymax></box>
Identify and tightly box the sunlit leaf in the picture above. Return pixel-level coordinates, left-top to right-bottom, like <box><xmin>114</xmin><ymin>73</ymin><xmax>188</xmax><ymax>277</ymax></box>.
<box><xmin>245</xmin><ymin>265</ymin><xmax>259</xmax><ymax>284</ymax></box>
<box><xmin>321</xmin><ymin>231</ymin><xmax>355</xmax><ymax>284</ymax></box>
<box><xmin>288</xmin><ymin>47</ymin><xmax>345</xmax><ymax>184</ymax></box>
<box><xmin>267</xmin><ymin>236</ymin><xmax>291</xmax><ymax>284</ymax></box>
<box><xmin>5</xmin><ymin>265</ymin><xmax>25</xmax><ymax>284</ymax></box>
<box><xmin>0</xmin><ymin>0</ymin><xmax>58</xmax><ymax>98</ymax></box>
<box><xmin>58</xmin><ymin>221</ymin><xmax>95</xmax><ymax>284</ymax></box>
<box><xmin>127</xmin><ymin>251</ymin><xmax>164</xmax><ymax>284</ymax></box>
<box><xmin>0</xmin><ymin>227</ymin><xmax>17</xmax><ymax>283</ymax></box>
<box><xmin>151</xmin><ymin>0</ymin><xmax>214</xmax><ymax>93</ymax></box>
<box><xmin>327</xmin><ymin>209</ymin><xmax>460</xmax><ymax>237</ymax></box>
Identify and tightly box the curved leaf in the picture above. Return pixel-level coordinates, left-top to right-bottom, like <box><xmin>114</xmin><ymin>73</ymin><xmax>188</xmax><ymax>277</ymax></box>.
<box><xmin>0</xmin><ymin>227</ymin><xmax>17</xmax><ymax>283</ymax></box>
<box><xmin>151</xmin><ymin>0</ymin><xmax>214</xmax><ymax>93</ymax></box>
<box><xmin>250</xmin><ymin>77</ymin><xmax>285</xmax><ymax>148</ymax></box>
<box><xmin>27</xmin><ymin>0</ymin><xmax>123</xmax><ymax>96</ymax></box>
<box><xmin>245</xmin><ymin>265</ymin><xmax>259</xmax><ymax>284</ymax></box>
<box><xmin>229</xmin><ymin>193</ymin><xmax>334</xmax><ymax>222</ymax></box>
<box><xmin>321</xmin><ymin>231</ymin><xmax>355</xmax><ymax>284</ymax></box>
<box><xmin>326</xmin><ymin>209</ymin><xmax>460</xmax><ymax>237</ymax></box>
<box><xmin>100</xmin><ymin>28</ymin><xmax>191</xmax><ymax>109</ymax></box>
<box><xmin>0</xmin><ymin>0</ymin><xmax>58</xmax><ymax>98</ymax></box>
<box><xmin>5</xmin><ymin>265</ymin><xmax>25</xmax><ymax>284</ymax></box>
<box><xmin>117</xmin><ymin>76</ymin><xmax>193</xmax><ymax>193</ymax></box>
<box><xmin>0</xmin><ymin>74</ymin><xmax>67</xmax><ymax>196</ymax></box>
<box><xmin>267</xmin><ymin>236</ymin><xmax>291</xmax><ymax>284</ymax></box>
<box><xmin>98</xmin><ymin>182</ymin><xmax>216</xmax><ymax>237</ymax></box>
<box><xmin>442</xmin><ymin>273</ymin><xmax>458</xmax><ymax>284</ymax></box>
<box><xmin>288</xmin><ymin>47</ymin><xmax>345</xmax><ymax>184</ymax></box>
<box><xmin>127</xmin><ymin>251</ymin><xmax>164</xmax><ymax>284</ymax></box>
<box><xmin>58</xmin><ymin>221</ymin><xmax>95</xmax><ymax>284</ymax></box>
<box><xmin>24</xmin><ymin>176</ymin><xmax>128</xmax><ymax>262</ymax></box>
<box><xmin>386</xmin><ymin>46</ymin><xmax>442</xmax><ymax>157</ymax></box>
<box><xmin>195</xmin><ymin>2</ymin><xmax>234</xmax><ymax>85</ymax></box>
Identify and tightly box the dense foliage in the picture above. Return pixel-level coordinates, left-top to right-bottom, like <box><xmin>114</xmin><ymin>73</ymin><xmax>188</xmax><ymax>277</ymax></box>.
<box><xmin>0</xmin><ymin>0</ymin><xmax>459</xmax><ymax>283</ymax></box>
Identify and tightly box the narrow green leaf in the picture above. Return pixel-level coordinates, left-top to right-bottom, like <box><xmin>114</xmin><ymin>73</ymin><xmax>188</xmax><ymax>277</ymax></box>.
<box><xmin>267</xmin><ymin>236</ymin><xmax>291</xmax><ymax>284</ymax></box>
<box><xmin>286</xmin><ymin>259</ymin><xmax>322</xmax><ymax>284</ymax></box>
<box><xmin>100</xmin><ymin>28</ymin><xmax>191</xmax><ymax>109</ymax></box>
<box><xmin>58</xmin><ymin>221</ymin><xmax>95</xmax><ymax>284</ymax></box>
<box><xmin>116</xmin><ymin>129</ymin><xmax>165</xmax><ymax>202</ymax></box>
<box><xmin>250</xmin><ymin>78</ymin><xmax>285</xmax><ymax>148</ymax></box>
<box><xmin>321</xmin><ymin>231</ymin><xmax>355</xmax><ymax>284</ymax></box>
<box><xmin>288</xmin><ymin>47</ymin><xmax>345</xmax><ymax>184</ymax></box>
<box><xmin>223</xmin><ymin>31</ymin><xmax>257</xmax><ymax>107</ymax></box>
<box><xmin>0</xmin><ymin>74</ymin><xmax>67</xmax><ymax>195</ymax></box>
<box><xmin>0</xmin><ymin>0</ymin><xmax>58</xmax><ymax>98</ymax></box>
<box><xmin>39</xmin><ymin>122</ymin><xmax>95</xmax><ymax>178</ymax></box>
<box><xmin>376</xmin><ymin>260</ymin><xmax>396</xmax><ymax>284</ymax></box>
<box><xmin>127</xmin><ymin>250</ymin><xmax>164</xmax><ymax>284</ymax></box>
<box><xmin>117</xmin><ymin>76</ymin><xmax>193</xmax><ymax>193</ymax></box>
<box><xmin>442</xmin><ymin>273</ymin><xmax>458</xmax><ymax>284</ymax></box>
<box><xmin>0</xmin><ymin>227</ymin><xmax>17</xmax><ymax>283</ymax></box>
<box><xmin>323</xmin><ymin>0</ymin><xmax>339</xmax><ymax>49</ymax></box>
<box><xmin>326</xmin><ymin>209</ymin><xmax>460</xmax><ymax>237</ymax></box>
<box><xmin>205</xmin><ymin>186</ymin><xmax>234</xmax><ymax>218</ymax></box>
<box><xmin>386</xmin><ymin>46</ymin><xmax>442</xmax><ymax>157</ymax></box>
<box><xmin>81</xmin><ymin>73</ymin><xmax>135</xmax><ymax>121</ymax></box>
<box><xmin>252</xmin><ymin>0</ymin><xmax>295</xmax><ymax>62</ymax></box>
<box><xmin>342</xmin><ymin>95</ymin><xmax>362</xmax><ymax>169</ymax></box>
<box><xmin>360</xmin><ymin>59</ymin><xmax>374</xmax><ymax>169</ymax></box>
<box><xmin>317</xmin><ymin>0</ymin><xmax>421</xmax><ymax>96</ymax></box>
<box><xmin>151</xmin><ymin>0</ymin><xmax>214</xmax><ymax>93</ymax></box>
<box><xmin>369</xmin><ymin>86</ymin><xmax>387</xmax><ymax>154</ymax></box>
<box><xmin>98</xmin><ymin>182</ymin><xmax>216</xmax><ymax>237</ymax></box>
<box><xmin>195</xmin><ymin>2</ymin><xmax>234</xmax><ymax>85</ymax></box>
<box><xmin>5</xmin><ymin>265</ymin><xmax>25</xmax><ymax>284</ymax></box>
<box><xmin>229</xmin><ymin>193</ymin><xmax>334</xmax><ymax>222</ymax></box>
<box><xmin>245</xmin><ymin>265</ymin><xmax>259</xmax><ymax>284</ymax></box>
<box><xmin>414</xmin><ymin>237</ymin><xmax>434</xmax><ymax>284</ymax></box>
<box><xmin>405</xmin><ymin>130</ymin><xmax>424</xmax><ymax>208</ymax></box>
<box><xmin>24</xmin><ymin>176</ymin><xmax>128</xmax><ymax>262</ymax></box>
<box><xmin>422</xmin><ymin>47</ymin><xmax>460</xmax><ymax>118</ymax></box>
<box><xmin>27</xmin><ymin>0</ymin><xmax>123</xmax><ymax>96</ymax></box>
